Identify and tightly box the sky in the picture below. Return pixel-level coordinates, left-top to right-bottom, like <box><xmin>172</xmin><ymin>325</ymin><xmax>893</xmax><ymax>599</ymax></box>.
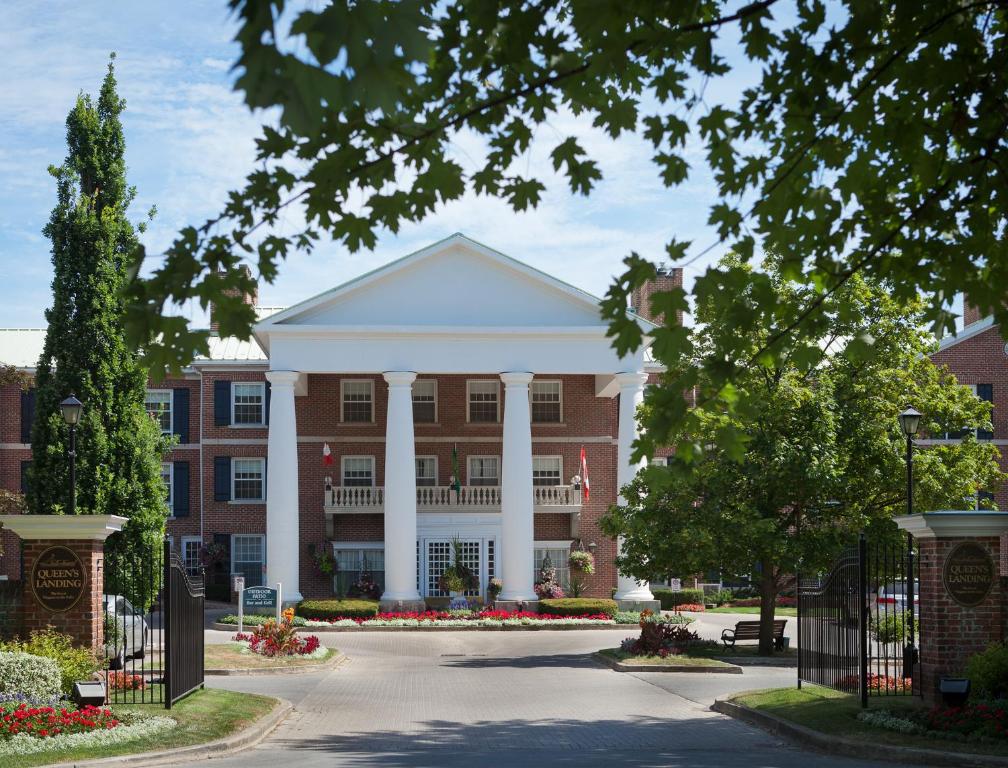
<box><xmin>0</xmin><ymin>2</ymin><xmax>960</xmax><ymax>331</ymax></box>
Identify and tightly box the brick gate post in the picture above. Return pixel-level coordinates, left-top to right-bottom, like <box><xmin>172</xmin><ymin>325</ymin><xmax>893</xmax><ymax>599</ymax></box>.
<box><xmin>896</xmin><ymin>511</ymin><xmax>1008</xmax><ymax>706</ymax></box>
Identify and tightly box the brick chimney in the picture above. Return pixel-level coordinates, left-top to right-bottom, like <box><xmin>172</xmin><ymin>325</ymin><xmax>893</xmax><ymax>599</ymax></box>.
<box><xmin>210</xmin><ymin>265</ymin><xmax>258</xmax><ymax>334</ymax></box>
<box><xmin>963</xmin><ymin>296</ymin><xmax>983</xmax><ymax>328</ymax></box>
<box><xmin>630</xmin><ymin>266</ymin><xmax>684</xmax><ymax>326</ymax></box>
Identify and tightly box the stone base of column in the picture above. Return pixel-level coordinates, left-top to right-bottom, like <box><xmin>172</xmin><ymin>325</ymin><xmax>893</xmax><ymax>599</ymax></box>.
<box><xmin>616</xmin><ymin>598</ymin><xmax>662</xmax><ymax>613</ymax></box>
<box><xmin>494</xmin><ymin>599</ymin><xmax>538</xmax><ymax>613</ymax></box>
<box><xmin>379</xmin><ymin>598</ymin><xmax>427</xmax><ymax>614</ymax></box>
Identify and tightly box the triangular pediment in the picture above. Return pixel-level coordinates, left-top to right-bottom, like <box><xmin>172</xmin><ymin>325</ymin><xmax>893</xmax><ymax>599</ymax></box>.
<box><xmin>261</xmin><ymin>234</ymin><xmax>613</xmax><ymax>329</ymax></box>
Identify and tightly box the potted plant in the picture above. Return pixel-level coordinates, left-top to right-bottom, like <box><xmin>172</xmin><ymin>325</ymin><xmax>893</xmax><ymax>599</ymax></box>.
<box><xmin>534</xmin><ymin>553</ymin><xmax>565</xmax><ymax>599</ymax></box>
<box><xmin>308</xmin><ymin>542</ymin><xmax>336</xmax><ymax>577</ymax></box>
<box><xmin>438</xmin><ymin>538</ymin><xmax>479</xmax><ymax>606</ymax></box>
<box><xmin>487</xmin><ymin>577</ymin><xmax>502</xmax><ymax>606</ymax></box>
<box><xmin>569</xmin><ymin>550</ymin><xmax>595</xmax><ymax>575</ymax></box>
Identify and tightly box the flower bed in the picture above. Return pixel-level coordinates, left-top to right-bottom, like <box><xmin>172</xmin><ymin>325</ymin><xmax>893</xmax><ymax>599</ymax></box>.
<box><xmin>838</xmin><ymin>673</ymin><xmax>913</xmax><ymax>693</ymax></box>
<box><xmin>305</xmin><ymin>609</ymin><xmax>618</xmax><ymax>628</ymax></box>
<box><xmin>233</xmin><ymin>608</ymin><xmax>322</xmax><ymax>656</ymax></box>
<box><xmin>106</xmin><ymin>671</ymin><xmax>145</xmax><ymax>691</ymax></box>
<box><xmin>859</xmin><ymin>701</ymin><xmax>1008</xmax><ymax>742</ymax></box>
<box><xmin>672</xmin><ymin>603</ymin><xmax>705</xmax><ymax>612</ymax></box>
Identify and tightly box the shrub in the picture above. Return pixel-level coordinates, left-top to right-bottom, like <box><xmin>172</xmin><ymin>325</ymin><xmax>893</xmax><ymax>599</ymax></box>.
<box><xmin>296</xmin><ymin>599</ymin><xmax>379</xmax><ymax>620</ymax></box>
<box><xmin>872</xmin><ymin>611</ymin><xmax>919</xmax><ymax>644</ymax></box>
<box><xmin>624</xmin><ymin>610</ymin><xmax>702</xmax><ymax>656</ymax></box>
<box><xmin>712</xmin><ymin>588</ymin><xmax>734</xmax><ymax>606</ymax></box>
<box><xmin>0</xmin><ymin>651</ymin><xmax>61</xmax><ymax>701</ymax></box>
<box><xmin>967</xmin><ymin>642</ymin><xmax>1008</xmax><ymax>700</ymax></box>
<box><xmin>0</xmin><ymin>630</ymin><xmax>98</xmax><ymax>696</ymax></box>
<box><xmin>538</xmin><ymin>598</ymin><xmax>617</xmax><ymax>618</ymax></box>
<box><xmin>651</xmin><ymin>588</ymin><xmax>704</xmax><ymax>610</ymax></box>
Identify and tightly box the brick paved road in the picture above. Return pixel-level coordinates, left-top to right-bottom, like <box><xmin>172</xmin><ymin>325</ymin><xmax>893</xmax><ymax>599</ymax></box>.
<box><xmin>202</xmin><ymin>630</ymin><xmax>893</xmax><ymax>767</ymax></box>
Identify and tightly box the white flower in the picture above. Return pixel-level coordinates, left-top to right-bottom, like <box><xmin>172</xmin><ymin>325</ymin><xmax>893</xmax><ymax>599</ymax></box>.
<box><xmin>0</xmin><ymin>712</ymin><xmax>176</xmax><ymax>757</ymax></box>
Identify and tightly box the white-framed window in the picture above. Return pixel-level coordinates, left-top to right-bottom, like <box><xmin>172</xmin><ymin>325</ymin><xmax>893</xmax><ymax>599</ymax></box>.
<box><xmin>332</xmin><ymin>544</ymin><xmax>384</xmax><ymax>597</ymax></box>
<box><xmin>534</xmin><ymin>542</ymin><xmax>572</xmax><ymax>589</ymax></box>
<box><xmin>145</xmin><ymin>390</ymin><xmax>172</xmax><ymax>433</ymax></box>
<box><xmin>232</xmin><ymin>534</ymin><xmax>265</xmax><ymax>588</ymax></box>
<box><xmin>342</xmin><ymin>456</ymin><xmax>375</xmax><ymax>487</ymax></box>
<box><xmin>415</xmin><ymin>456</ymin><xmax>437</xmax><ymax>487</ymax></box>
<box><xmin>181</xmin><ymin>536</ymin><xmax>202</xmax><ymax>578</ymax></box>
<box><xmin>531</xmin><ymin>380</ymin><xmax>562</xmax><ymax>423</ymax></box>
<box><xmin>232</xmin><ymin>457</ymin><xmax>265</xmax><ymax>501</ymax></box>
<box><xmin>412</xmin><ymin>379</ymin><xmax>437</xmax><ymax>423</ymax></box>
<box><xmin>467</xmin><ymin>380</ymin><xmax>499</xmax><ymax>423</ymax></box>
<box><xmin>232</xmin><ymin>382</ymin><xmax>266</xmax><ymax>425</ymax></box>
<box><xmin>341</xmin><ymin>379</ymin><xmax>374</xmax><ymax>423</ymax></box>
<box><xmin>161</xmin><ymin>462</ymin><xmax>173</xmax><ymax>511</ymax></box>
<box><xmin>468</xmin><ymin>455</ymin><xmax>500</xmax><ymax>486</ymax></box>
<box><xmin>532</xmin><ymin>456</ymin><xmax>562</xmax><ymax>486</ymax></box>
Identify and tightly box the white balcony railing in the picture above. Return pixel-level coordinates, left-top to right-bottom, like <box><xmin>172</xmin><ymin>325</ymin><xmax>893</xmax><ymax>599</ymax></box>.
<box><xmin>323</xmin><ymin>483</ymin><xmax>582</xmax><ymax>513</ymax></box>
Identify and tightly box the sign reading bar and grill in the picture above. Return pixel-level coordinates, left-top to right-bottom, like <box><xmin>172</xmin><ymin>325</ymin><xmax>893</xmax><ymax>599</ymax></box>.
<box><xmin>30</xmin><ymin>545</ymin><xmax>86</xmax><ymax>613</ymax></box>
<box><xmin>242</xmin><ymin>586</ymin><xmax>278</xmax><ymax>612</ymax></box>
<box><xmin>943</xmin><ymin>541</ymin><xmax>995</xmax><ymax>607</ymax></box>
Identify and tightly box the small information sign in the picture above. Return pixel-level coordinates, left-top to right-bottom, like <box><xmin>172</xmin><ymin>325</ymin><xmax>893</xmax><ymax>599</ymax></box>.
<box><xmin>243</xmin><ymin>586</ymin><xmax>278</xmax><ymax>613</ymax></box>
<box><xmin>669</xmin><ymin>578</ymin><xmax>682</xmax><ymax>592</ymax></box>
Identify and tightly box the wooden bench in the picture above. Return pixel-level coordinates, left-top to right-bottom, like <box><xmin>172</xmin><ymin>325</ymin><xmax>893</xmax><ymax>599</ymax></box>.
<box><xmin>721</xmin><ymin>619</ymin><xmax>787</xmax><ymax>650</ymax></box>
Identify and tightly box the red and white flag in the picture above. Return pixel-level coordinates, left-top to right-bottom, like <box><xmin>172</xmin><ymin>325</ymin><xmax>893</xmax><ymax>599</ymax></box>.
<box><xmin>322</xmin><ymin>442</ymin><xmax>333</xmax><ymax>466</ymax></box>
<box><xmin>580</xmin><ymin>446</ymin><xmax>590</xmax><ymax>502</ymax></box>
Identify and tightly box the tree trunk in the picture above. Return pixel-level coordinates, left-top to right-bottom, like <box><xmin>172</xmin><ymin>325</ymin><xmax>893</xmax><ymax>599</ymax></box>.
<box><xmin>758</xmin><ymin>561</ymin><xmax>778</xmax><ymax>655</ymax></box>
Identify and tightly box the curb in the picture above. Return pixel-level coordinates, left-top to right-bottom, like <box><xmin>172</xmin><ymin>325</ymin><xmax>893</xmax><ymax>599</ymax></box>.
<box><xmin>713</xmin><ymin>656</ymin><xmax>798</xmax><ymax>668</ymax></box>
<box><xmin>593</xmin><ymin>651</ymin><xmax>743</xmax><ymax>674</ymax></box>
<box><xmin>47</xmin><ymin>695</ymin><xmax>293</xmax><ymax>768</ymax></box>
<box><xmin>711</xmin><ymin>697</ymin><xmax>1008</xmax><ymax>768</ymax></box>
<box><xmin>212</xmin><ymin>621</ymin><xmax>632</xmax><ymax>633</ymax></box>
<box><xmin>205</xmin><ymin>651</ymin><xmax>346</xmax><ymax>676</ymax></box>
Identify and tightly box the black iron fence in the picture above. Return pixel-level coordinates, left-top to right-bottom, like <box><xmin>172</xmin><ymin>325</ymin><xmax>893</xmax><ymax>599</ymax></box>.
<box><xmin>798</xmin><ymin>532</ymin><xmax>920</xmax><ymax>706</ymax></box>
<box><xmin>164</xmin><ymin>540</ymin><xmax>205</xmax><ymax>708</ymax></box>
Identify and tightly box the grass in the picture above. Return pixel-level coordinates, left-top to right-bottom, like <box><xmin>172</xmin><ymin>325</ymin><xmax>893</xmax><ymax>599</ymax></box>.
<box><xmin>599</xmin><ymin>647</ymin><xmax>735</xmax><ymax>668</ymax></box>
<box><xmin>692</xmin><ymin>644</ymin><xmax>797</xmax><ymax>658</ymax></box>
<box><xmin>706</xmin><ymin>606</ymin><xmax>798</xmax><ymax>616</ymax></box>
<box><xmin>204</xmin><ymin>642</ymin><xmax>336</xmax><ymax>670</ymax></box>
<box><xmin>5</xmin><ymin>687</ymin><xmax>277</xmax><ymax>768</ymax></box>
<box><xmin>733</xmin><ymin>687</ymin><xmax>1008</xmax><ymax>758</ymax></box>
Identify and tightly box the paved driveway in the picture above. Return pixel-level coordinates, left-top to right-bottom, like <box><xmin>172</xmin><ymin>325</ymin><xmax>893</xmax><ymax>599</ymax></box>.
<box><xmin>202</xmin><ymin>629</ymin><xmax>892</xmax><ymax>768</ymax></box>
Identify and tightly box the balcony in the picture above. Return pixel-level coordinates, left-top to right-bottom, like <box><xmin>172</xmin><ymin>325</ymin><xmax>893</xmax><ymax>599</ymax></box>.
<box><xmin>323</xmin><ymin>483</ymin><xmax>583</xmax><ymax>514</ymax></box>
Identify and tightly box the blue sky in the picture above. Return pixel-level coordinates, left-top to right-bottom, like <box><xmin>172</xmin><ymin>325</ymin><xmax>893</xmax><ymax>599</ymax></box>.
<box><xmin>0</xmin><ymin>2</ymin><xmax>839</xmax><ymax>330</ymax></box>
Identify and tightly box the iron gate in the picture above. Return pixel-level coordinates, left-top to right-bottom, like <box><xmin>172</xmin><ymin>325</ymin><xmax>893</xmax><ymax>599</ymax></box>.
<box><xmin>798</xmin><ymin>532</ymin><xmax>920</xmax><ymax>706</ymax></box>
<box><xmin>103</xmin><ymin>538</ymin><xmax>204</xmax><ymax>708</ymax></box>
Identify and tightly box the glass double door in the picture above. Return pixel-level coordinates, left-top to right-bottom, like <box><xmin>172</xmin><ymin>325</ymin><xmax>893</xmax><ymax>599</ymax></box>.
<box><xmin>419</xmin><ymin>537</ymin><xmax>495</xmax><ymax>598</ymax></box>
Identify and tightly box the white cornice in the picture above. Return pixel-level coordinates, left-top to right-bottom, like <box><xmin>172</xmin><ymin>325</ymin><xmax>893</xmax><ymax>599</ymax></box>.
<box><xmin>937</xmin><ymin>316</ymin><xmax>997</xmax><ymax>351</ymax></box>
<box><xmin>0</xmin><ymin>514</ymin><xmax>127</xmax><ymax>541</ymax></box>
<box><xmin>895</xmin><ymin>511</ymin><xmax>1008</xmax><ymax>539</ymax></box>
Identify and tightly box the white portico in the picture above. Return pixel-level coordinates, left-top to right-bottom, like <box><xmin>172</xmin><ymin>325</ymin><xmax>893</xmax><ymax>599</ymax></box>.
<box><xmin>253</xmin><ymin>234</ymin><xmax>656</xmax><ymax>608</ymax></box>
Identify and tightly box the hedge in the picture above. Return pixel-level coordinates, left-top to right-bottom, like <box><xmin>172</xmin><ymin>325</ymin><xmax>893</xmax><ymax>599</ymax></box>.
<box><xmin>0</xmin><ymin>651</ymin><xmax>61</xmax><ymax>701</ymax></box>
<box><xmin>537</xmin><ymin>598</ymin><xmax>617</xmax><ymax>618</ymax></box>
<box><xmin>651</xmin><ymin>588</ymin><xmax>704</xmax><ymax>610</ymax></box>
<box><xmin>296</xmin><ymin>599</ymin><xmax>380</xmax><ymax>620</ymax></box>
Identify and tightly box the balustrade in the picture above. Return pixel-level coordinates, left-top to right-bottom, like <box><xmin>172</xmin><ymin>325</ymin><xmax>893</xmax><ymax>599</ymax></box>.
<box><xmin>323</xmin><ymin>483</ymin><xmax>581</xmax><ymax>512</ymax></box>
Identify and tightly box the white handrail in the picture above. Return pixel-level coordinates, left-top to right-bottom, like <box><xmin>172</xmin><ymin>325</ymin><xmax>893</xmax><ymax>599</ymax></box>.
<box><xmin>324</xmin><ymin>483</ymin><xmax>581</xmax><ymax>510</ymax></box>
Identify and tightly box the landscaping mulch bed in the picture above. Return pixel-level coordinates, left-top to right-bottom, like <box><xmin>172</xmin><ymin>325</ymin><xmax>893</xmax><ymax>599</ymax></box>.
<box><xmin>594</xmin><ymin>648</ymin><xmax>742</xmax><ymax>674</ymax></box>
<box><xmin>203</xmin><ymin>643</ymin><xmax>344</xmax><ymax>675</ymax></box>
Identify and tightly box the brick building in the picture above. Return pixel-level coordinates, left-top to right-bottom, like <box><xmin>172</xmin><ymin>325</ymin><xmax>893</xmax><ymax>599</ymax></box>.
<box><xmin>0</xmin><ymin>234</ymin><xmax>675</xmax><ymax>609</ymax></box>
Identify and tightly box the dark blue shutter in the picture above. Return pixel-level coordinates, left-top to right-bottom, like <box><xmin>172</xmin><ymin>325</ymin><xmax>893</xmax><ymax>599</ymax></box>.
<box><xmin>214</xmin><ymin>380</ymin><xmax>231</xmax><ymax>426</ymax></box>
<box><xmin>173</xmin><ymin>461</ymin><xmax>190</xmax><ymax>517</ymax></box>
<box><xmin>214</xmin><ymin>456</ymin><xmax>232</xmax><ymax>501</ymax></box>
<box><xmin>20</xmin><ymin>460</ymin><xmax>30</xmax><ymax>494</ymax></box>
<box><xmin>264</xmin><ymin>381</ymin><xmax>271</xmax><ymax>424</ymax></box>
<box><xmin>977</xmin><ymin>384</ymin><xmax>994</xmax><ymax>440</ymax></box>
<box><xmin>979</xmin><ymin>490</ymin><xmax>995</xmax><ymax>507</ymax></box>
<box><xmin>172</xmin><ymin>388</ymin><xmax>190</xmax><ymax>443</ymax></box>
<box><xmin>20</xmin><ymin>389</ymin><xmax>35</xmax><ymax>444</ymax></box>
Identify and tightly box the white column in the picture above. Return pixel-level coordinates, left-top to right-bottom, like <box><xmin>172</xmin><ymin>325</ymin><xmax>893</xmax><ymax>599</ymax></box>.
<box><xmin>613</xmin><ymin>371</ymin><xmax>655</xmax><ymax>602</ymax></box>
<box><xmin>265</xmin><ymin>370</ymin><xmax>302</xmax><ymax>602</ymax></box>
<box><xmin>380</xmin><ymin>371</ymin><xmax>422</xmax><ymax>605</ymax></box>
<box><xmin>499</xmin><ymin>372</ymin><xmax>536</xmax><ymax>602</ymax></box>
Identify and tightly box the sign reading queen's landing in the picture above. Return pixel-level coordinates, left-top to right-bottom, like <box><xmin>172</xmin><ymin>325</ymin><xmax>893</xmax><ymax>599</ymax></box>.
<box><xmin>942</xmin><ymin>541</ymin><xmax>995</xmax><ymax>607</ymax></box>
<box><xmin>30</xmin><ymin>545</ymin><xmax>87</xmax><ymax>613</ymax></box>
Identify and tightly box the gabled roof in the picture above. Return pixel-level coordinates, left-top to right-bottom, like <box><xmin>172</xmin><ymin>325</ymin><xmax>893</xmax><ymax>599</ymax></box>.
<box><xmin>937</xmin><ymin>316</ymin><xmax>997</xmax><ymax>351</ymax></box>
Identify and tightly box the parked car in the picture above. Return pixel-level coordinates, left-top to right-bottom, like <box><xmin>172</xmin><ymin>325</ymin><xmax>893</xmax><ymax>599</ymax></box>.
<box><xmin>103</xmin><ymin>594</ymin><xmax>148</xmax><ymax>669</ymax></box>
<box><xmin>874</xmin><ymin>580</ymin><xmax>920</xmax><ymax>618</ymax></box>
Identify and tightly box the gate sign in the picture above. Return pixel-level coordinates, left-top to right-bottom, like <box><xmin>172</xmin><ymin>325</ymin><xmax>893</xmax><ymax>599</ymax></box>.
<box><xmin>30</xmin><ymin>545</ymin><xmax>86</xmax><ymax>613</ymax></box>
<box><xmin>943</xmin><ymin>541</ymin><xmax>995</xmax><ymax>607</ymax></box>
<box><xmin>242</xmin><ymin>586</ymin><xmax>278</xmax><ymax>612</ymax></box>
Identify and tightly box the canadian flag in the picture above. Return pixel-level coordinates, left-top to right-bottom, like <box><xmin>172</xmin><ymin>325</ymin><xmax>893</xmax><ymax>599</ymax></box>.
<box><xmin>580</xmin><ymin>446</ymin><xmax>590</xmax><ymax>502</ymax></box>
<box><xmin>322</xmin><ymin>442</ymin><xmax>333</xmax><ymax>466</ymax></box>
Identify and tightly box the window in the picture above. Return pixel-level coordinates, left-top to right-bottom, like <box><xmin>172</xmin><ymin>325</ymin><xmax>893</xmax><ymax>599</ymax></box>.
<box><xmin>333</xmin><ymin>546</ymin><xmax>384</xmax><ymax>597</ymax></box>
<box><xmin>534</xmin><ymin>545</ymin><xmax>571</xmax><ymax>589</ymax></box>
<box><xmin>232</xmin><ymin>383</ymin><xmax>265</xmax><ymax>425</ymax></box>
<box><xmin>940</xmin><ymin>383</ymin><xmax>994</xmax><ymax>440</ymax></box>
<box><xmin>181</xmin><ymin>537</ymin><xmax>202</xmax><ymax>578</ymax></box>
<box><xmin>532</xmin><ymin>456</ymin><xmax>562</xmax><ymax>486</ymax></box>
<box><xmin>468</xmin><ymin>456</ymin><xmax>500</xmax><ymax>486</ymax></box>
<box><xmin>415</xmin><ymin>456</ymin><xmax>437</xmax><ymax>487</ymax></box>
<box><xmin>341</xmin><ymin>380</ymin><xmax>374</xmax><ymax>423</ymax></box>
<box><xmin>467</xmin><ymin>380</ymin><xmax>499</xmax><ymax>423</ymax></box>
<box><xmin>342</xmin><ymin>456</ymin><xmax>374</xmax><ymax>487</ymax></box>
<box><xmin>161</xmin><ymin>463</ymin><xmax>173</xmax><ymax>510</ymax></box>
<box><xmin>531</xmin><ymin>381</ymin><xmax>562</xmax><ymax>423</ymax></box>
<box><xmin>232</xmin><ymin>534</ymin><xmax>265</xmax><ymax>588</ymax></box>
<box><xmin>232</xmin><ymin>458</ymin><xmax>265</xmax><ymax>501</ymax></box>
<box><xmin>413</xmin><ymin>380</ymin><xmax>437</xmax><ymax>423</ymax></box>
<box><xmin>145</xmin><ymin>390</ymin><xmax>172</xmax><ymax>433</ymax></box>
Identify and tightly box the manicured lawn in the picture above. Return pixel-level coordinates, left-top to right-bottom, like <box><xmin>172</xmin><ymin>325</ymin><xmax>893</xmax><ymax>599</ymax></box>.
<box><xmin>6</xmin><ymin>688</ymin><xmax>277</xmax><ymax>768</ymax></box>
<box><xmin>706</xmin><ymin>606</ymin><xmax>798</xmax><ymax>616</ymax></box>
<box><xmin>599</xmin><ymin>647</ymin><xmax>735</xmax><ymax>668</ymax></box>
<box><xmin>205</xmin><ymin>642</ymin><xmax>336</xmax><ymax>670</ymax></box>
<box><xmin>733</xmin><ymin>687</ymin><xmax>1008</xmax><ymax>758</ymax></box>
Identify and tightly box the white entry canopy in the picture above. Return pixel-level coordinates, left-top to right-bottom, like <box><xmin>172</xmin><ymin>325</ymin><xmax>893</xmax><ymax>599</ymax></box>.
<box><xmin>254</xmin><ymin>233</ymin><xmax>653</xmax><ymax>375</ymax></box>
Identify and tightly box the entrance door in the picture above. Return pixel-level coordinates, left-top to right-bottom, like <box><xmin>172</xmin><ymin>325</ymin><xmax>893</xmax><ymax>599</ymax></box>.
<box><xmin>420</xmin><ymin>538</ymin><xmax>489</xmax><ymax>598</ymax></box>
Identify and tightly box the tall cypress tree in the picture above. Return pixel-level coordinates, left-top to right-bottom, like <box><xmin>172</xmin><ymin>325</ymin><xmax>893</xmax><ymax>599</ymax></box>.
<box><xmin>29</xmin><ymin>57</ymin><xmax>166</xmax><ymax>586</ymax></box>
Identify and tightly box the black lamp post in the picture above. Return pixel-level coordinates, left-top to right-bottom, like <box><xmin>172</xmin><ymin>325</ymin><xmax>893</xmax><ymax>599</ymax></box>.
<box><xmin>897</xmin><ymin>406</ymin><xmax>921</xmax><ymax>680</ymax></box>
<box><xmin>60</xmin><ymin>394</ymin><xmax>83</xmax><ymax>516</ymax></box>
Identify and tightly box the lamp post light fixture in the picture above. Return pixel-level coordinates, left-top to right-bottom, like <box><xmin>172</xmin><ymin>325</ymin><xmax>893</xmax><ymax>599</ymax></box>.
<box><xmin>897</xmin><ymin>406</ymin><xmax>921</xmax><ymax>680</ymax></box>
<box><xmin>60</xmin><ymin>394</ymin><xmax>83</xmax><ymax>516</ymax></box>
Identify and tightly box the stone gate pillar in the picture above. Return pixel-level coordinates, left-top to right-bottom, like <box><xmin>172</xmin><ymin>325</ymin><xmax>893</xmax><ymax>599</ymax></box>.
<box><xmin>896</xmin><ymin>511</ymin><xmax>1008</xmax><ymax>706</ymax></box>
<box><xmin>0</xmin><ymin>515</ymin><xmax>126</xmax><ymax>652</ymax></box>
